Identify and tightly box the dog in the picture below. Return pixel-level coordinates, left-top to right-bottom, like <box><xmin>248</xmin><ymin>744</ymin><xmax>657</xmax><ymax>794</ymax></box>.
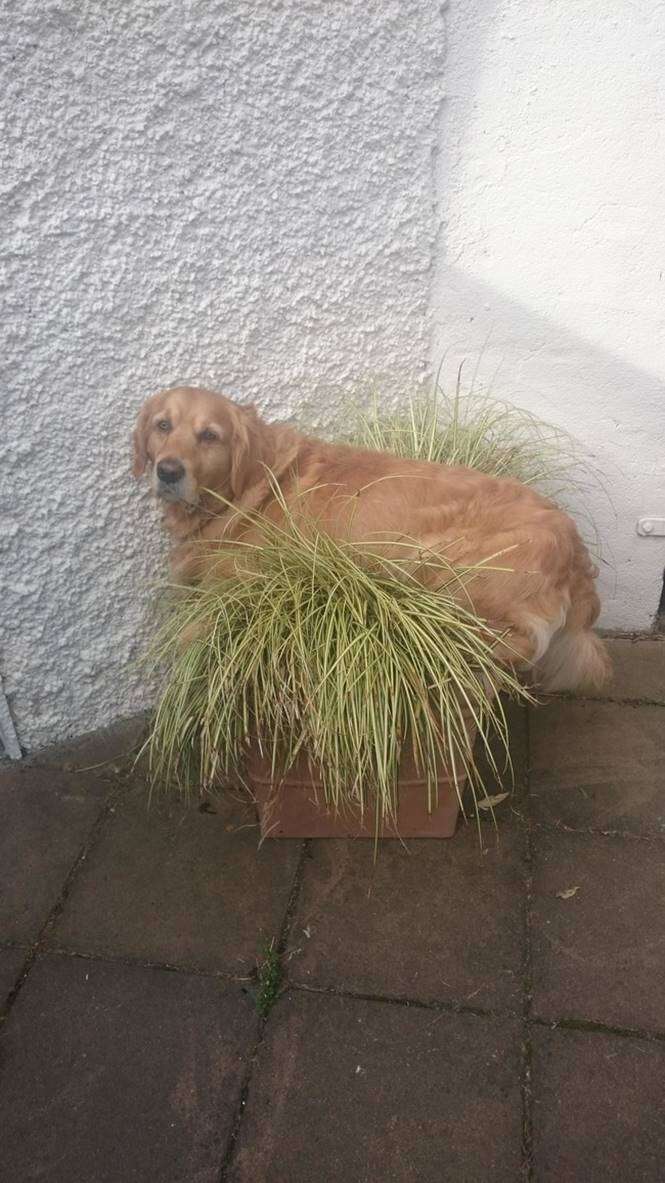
<box><xmin>133</xmin><ymin>385</ymin><xmax>611</xmax><ymax>692</ymax></box>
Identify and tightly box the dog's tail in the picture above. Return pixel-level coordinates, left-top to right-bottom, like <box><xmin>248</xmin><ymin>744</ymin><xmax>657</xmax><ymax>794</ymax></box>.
<box><xmin>535</xmin><ymin>627</ymin><xmax>612</xmax><ymax>694</ymax></box>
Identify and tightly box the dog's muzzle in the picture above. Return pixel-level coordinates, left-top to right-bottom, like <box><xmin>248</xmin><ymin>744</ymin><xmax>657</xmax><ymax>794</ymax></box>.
<box><xmin>154</xmin><ymin>458</ymin><xmax>194</xmax><ymax>502</ymax></box>
<box><xmin>156</xmin><ymin>459</ymin><xmax>185</xmax><ymax>485</ymax></box>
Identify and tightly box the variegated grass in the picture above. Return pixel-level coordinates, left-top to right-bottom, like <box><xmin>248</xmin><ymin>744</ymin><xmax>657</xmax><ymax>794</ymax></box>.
<box><xmin>146</xmin><ymin>495</ymin><xmax>533</xmax><ymax>834</ymax></box>
<box><xmin>349</xmin><ymin>380</ymin><xmax>587</xmax><ymax>507</ymax></box>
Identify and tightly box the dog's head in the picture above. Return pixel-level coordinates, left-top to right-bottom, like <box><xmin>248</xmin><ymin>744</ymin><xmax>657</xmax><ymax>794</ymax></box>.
<box><xmin>132</xmin><ymin>386</ymin><xmax>257</xmax><ymax>507</ymax></box>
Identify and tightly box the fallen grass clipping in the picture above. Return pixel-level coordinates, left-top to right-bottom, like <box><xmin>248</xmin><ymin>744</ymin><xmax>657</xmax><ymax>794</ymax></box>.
<box><xmin>146</xmin><ymin>494</ymin><xmax>533</xmax><ymax>836</ymax></box>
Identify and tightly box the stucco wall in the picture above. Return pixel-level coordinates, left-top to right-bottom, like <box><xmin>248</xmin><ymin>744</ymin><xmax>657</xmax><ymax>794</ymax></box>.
<box><xmin>3</xmin><ymin>0</ymin><xmax>664</xmax><ymax>755</ymax></box>
<box><xmin>431</xmin><ymin>0</ymin><xmax>665</xmax><ymax>631</ymax></box>
<box><xmin>1</xmin><ymin>0</ymin><xmax>446</xmax><ymax>752</ymax></box>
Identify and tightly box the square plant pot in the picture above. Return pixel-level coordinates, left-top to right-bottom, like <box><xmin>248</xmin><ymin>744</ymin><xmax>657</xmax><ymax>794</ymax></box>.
<box><xmin>245</xmin><ymin>734</ymin><xmax>476</xmax><ymax>839</ymax></box>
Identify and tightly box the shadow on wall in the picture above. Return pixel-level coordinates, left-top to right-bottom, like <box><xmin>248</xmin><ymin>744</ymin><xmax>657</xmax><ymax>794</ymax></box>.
<box><xmin>431</xmin><ymin>0</ymin><xmax>665</xmax><ymax>632</ymax></box>
<box><xmin>431</xmin><ymin>265</ymin><xmax>665</xmax><ymax>632</ymax></box>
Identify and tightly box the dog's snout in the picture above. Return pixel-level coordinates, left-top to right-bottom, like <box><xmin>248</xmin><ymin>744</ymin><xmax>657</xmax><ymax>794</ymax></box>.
<box><xmin>156</xmin><ymin>459</ymin><xmax>185</xmax><ymax>485</ymax></box>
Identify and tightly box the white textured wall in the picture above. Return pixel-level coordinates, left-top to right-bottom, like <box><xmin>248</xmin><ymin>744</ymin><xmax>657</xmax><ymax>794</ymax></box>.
<box><xmin>432</xmin><ymin>0</ymin><xmax>665</xmax><ymax>631</ymax></box>
<box><xmin>4</xmin><ymin>0</ymin><xmax>663</xmax><ymax>754</ymax></box>
<box><xmin>1</xmin><ymin>0</ymin><xmax>446</xmax><ymax>752</ymax></box>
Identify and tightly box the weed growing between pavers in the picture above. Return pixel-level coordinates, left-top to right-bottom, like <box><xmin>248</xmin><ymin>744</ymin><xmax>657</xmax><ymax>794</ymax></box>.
<box><xmin>255</xmin><ymin>939</ymin><xmax>281</xmax><ymax>1018</ymax></box>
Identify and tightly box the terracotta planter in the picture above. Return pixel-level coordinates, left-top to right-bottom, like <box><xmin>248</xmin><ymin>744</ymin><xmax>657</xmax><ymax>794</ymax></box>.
<box><xmin>245</xmin><ymin>733</ymin><xmax>476</xmax><ymax>839</ymax></box>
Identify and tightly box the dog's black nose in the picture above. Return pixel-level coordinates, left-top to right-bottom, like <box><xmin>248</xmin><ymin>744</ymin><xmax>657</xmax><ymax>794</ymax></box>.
<box><xmin>156</xmin><ymin>459</ymin><xmax>185</xmax><ymax>485</ymax></box>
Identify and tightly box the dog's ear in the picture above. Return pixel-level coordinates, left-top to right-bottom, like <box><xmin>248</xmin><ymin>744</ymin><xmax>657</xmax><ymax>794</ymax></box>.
<box><xmin>132</xmin><ymin>399</ymin><xmax>154</xmax><ymax>478</ymax></box>
<box><xmin>229</xmin><ymin>404</ymin><xmax>258</xmax><ymax>498</ymax></box>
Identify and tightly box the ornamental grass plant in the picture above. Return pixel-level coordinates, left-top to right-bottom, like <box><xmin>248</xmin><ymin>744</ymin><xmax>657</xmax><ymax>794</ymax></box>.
<box><xmin>146</xmin><ymin>490</ymin><xmax>533</xmax><ymax>834</ymax></box>
<box><xmin>349</xmin><ymin>380</ymin><xmax>583</xmax><ymax>504</ymax></box>
<box><xmin>145</xmin><ymin>383</ymin><xmax>585</xmax><ymax>834</ymax></box>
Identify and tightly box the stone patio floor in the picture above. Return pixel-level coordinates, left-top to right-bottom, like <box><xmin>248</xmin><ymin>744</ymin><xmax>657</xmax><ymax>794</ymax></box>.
<box><xmin>1</xmin><ymin>636</ymin><xmax>664</xmax><ymax>1182</ymax></box>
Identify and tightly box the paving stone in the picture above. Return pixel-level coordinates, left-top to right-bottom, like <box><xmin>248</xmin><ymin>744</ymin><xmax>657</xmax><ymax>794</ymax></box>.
<box><xmin>288</xmin><ymin>816</ymin><xmax>525</xmax><ymax>1009</ymax></box>
<box><xmin>0</xmin><ymin>953</ymin><xmax>256</xmax><ymax>1183</ymax></box>
<box><xmin>50</xmin><ymin>784</ymin><xmax>301</xmax><ymax>974</ymax></box>
<box><xmin>472</xmin><ymin>697</ymin><xmax>529</xmax><ymax>802</ymax></box>
<box><xmin>0</xmin><ymin>947</ymin><xmax>26</xmax><ymax>1004</ymax></box>
<box><xmin>26</xmin><ymin>713</ymin><xmax>149</xmax><ymax>778</ymax></box>
<box><xmin>0</xmin><ymin>765</ymin><xmax>110</xmax><ymax>942</ymax></box>
<box><xmin>531</xmin><ymin>829</ymin><xmax>665</xmax><ymax>1031</ymax></box>
<box><xmin>229</xmin><ymin>991</ymin><xmax>522</xmax><ymax>1183</ymax></box>
<box><xmin>529</xmin><ymin>700</ymin><xmax>665</xmax><ymax>835</ymax></box>
<box><xmin>601</xmin><ymin>637</ymin><xmax>665</xmax><ymax>703</ymax></box>
<box><xmin>532</xmin><ymin>1025</ymin><xmax>665</xmax><ymax>1182</ymax></box>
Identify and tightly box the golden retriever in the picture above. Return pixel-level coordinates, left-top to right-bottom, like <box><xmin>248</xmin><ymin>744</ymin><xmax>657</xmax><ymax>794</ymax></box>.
<box><xmin>133</xmin><ymin>385</ymin><xmax>611</xmax><ymax>692</ymax></box>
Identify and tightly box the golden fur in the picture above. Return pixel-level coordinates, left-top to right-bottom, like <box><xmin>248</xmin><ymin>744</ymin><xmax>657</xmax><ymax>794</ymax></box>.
<box><xmin>133</xmin><ymin>385</ymin><xmax>611</xmax><ymax>691</ymax></box>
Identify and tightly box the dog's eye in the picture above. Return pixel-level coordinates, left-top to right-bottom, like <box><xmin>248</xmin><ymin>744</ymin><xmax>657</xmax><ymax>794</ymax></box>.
<box><xmin>156</xmin><ymin>419</ymin><xmax>171</xmax><ymax>433</ymax></box>
<box><xmin>199</xmin><ymin>429</ymin><xmax>218</xmax><ymax>443</ymax></box>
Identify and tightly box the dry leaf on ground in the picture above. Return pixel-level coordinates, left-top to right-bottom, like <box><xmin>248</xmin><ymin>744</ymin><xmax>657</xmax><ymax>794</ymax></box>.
<box><xmin>477</xmin><ymin>792</ymin><xmax>510</xmax><ymax>810</ymax></box>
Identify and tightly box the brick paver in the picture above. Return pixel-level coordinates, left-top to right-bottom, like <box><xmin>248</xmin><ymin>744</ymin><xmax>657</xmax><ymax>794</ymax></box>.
<box><xmin>531</xmin><ymin>828</ymin><xmax>665</xmax><ymax>1030</ymax></box>
<box><xmin>0</xmin><ymin>765</ymin><xmax>110</xmax><ymax>942</ymax></box>
<box><xmin>0</xmin><ymin>954</ymin><xmax>256</xmax><ymax>1183</ymax></box>
<box><xmin>588</xmin><ymin>635</ymin><xmax>665</xmax><ymax>703</ymax></box>
<box><xmin>25</xmin><ymin>714</ymin><xmax>148</xmax><ymax>775</ymax></box>
<box><xmin>530</xmin><ymin>700</ymin><xmax>665</xmax><ymax>834</ymax></box>
<box><xmin>0</xmin><ymin>638</ymin><xmax>663</xmax><ymax>1181</ymax></box>
<box><xmin>532</xmin><ymin>1026</ymin><xmax>665</xmax><ymax>1182</ymax></box>
<box><xmin>228</xmin><ymin>992</ymin><xmax>523</xmax><ymax>1183</ymax></box>
<box><xmin>0</xmin><ymin>948</ymin><xmax>26</xmax><ymax>1003</ymax></box>
<box><xmin>288</xmin><ymin>820</ymin><xmax>526</xmax><ymax>1008</ymax></box>
<box><xmin>49</xmin><ymin>783</ymin><xmax>302</xmax><ymax>975</ymax></box>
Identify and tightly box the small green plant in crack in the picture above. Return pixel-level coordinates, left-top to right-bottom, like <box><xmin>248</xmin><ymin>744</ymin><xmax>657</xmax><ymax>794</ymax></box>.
<box><xmin>255</xmin><ymin>938</ymin><xmax>281</xmax><ymax>1018</ymax></box>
